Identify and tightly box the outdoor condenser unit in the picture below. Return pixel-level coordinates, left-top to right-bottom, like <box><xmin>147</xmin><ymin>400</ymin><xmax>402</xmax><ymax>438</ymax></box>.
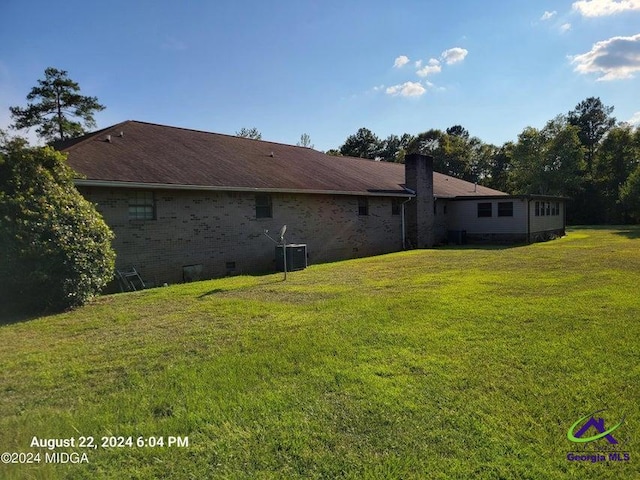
<box><xmin>275</xmin><ymin>244</ymin><xmax>308</xmax><ymax>272</ymax></box>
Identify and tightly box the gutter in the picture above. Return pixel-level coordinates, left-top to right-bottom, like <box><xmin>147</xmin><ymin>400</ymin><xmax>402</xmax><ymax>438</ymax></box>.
<box><xmin>73</xmin><ymin>179</ymin><xmax>414</xmax><ymax>198</ymax></box>
<box><xmin>447</xmin><ymin>194</ymin><xmax>570</xmax><ymax>201</ymax></box>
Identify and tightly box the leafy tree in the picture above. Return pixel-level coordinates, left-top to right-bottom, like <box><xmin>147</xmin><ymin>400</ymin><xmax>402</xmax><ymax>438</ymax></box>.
<box><xmin>542</xmin><ymin>118</ymin><xmax>586</xmax><ymax>196</ymax></box>
<box><xmin>407</xmin><ymin>129</ymin><xmax>443</xmax><ymax>157</ymax></box>
<box><xmin>592</xmin><ymin>125</ymin><xmax>640</xmax><ymax>222</ymax></box>
<box><xmin>567</xmin><ymin>97</ymin><xmax>615</xmax><ymax>172</ymax></box>
<box><xmin>441</xmin><ymin>133</ymin><xmax>476</xmax><ymax>181</ymax></box>
<box><xmin>470</xmin><ymin>141</ymin><xmax>497</xmax><ymax>184</ymax></box>
<box><xmin>379</xmin><ymin>133</ymin><xmax>414</xmax><ymax>163</ymax></box>
<box><xmin>407</xmin><ymin>127</ymin><xmax>482</xmax><ymax>181</ymax></box>
<box><xmin>566</xmin><ymin>98</ymin><xmax>616</xmax><ymax>223</ymax></box>
<box><xmin>510</xmin><ymin>119</ymin><xmax>585</xmax><ymax>198</ymax></box>
<box><xmin>0</xmin><ymin>139</ymin><xmax>115</xmax><ymax>314</ymax></box>
<box><xmin>446</xmin><ymin>125</ymin><xmax>470</xmax><ymax>139</ymax></box>
<box><xmin>484</xmin><ymin>142</ymin><xmax>514</xmax><ymax>192</ymax></box>
<box><xmin>325</xmin><ymin>149</ymin><xmax>342</xmax><ymax>156</ymax></box>
<box><xmin>10</xmin><ymin>67</ymin><xmax>105</xmax><ymax>143</ymax></box>
<box><xmin>236</xmin><ymin>127</ymin><xmax>262</xmax><ymax>140</ymax></box>
<box><xmin>510</xmin><ymin>127</ymin><xmax>546</xmax><ymax>194</ymax></box>
<box><xmin>297</xmin><ymin>133</ymin><xmax>314</xmax><ymax>149</ymax></box>
<box><xmin>378</xmin><ymin>134</ymin><xmax>401</xmax><ymax>162</ymax></box>
<box><xmin>339</xmin><ymin>127</ymin><xmax>381</xmax><ymax>159</ymax></box>
<box><xmin>620</xmin><ymin>163</ymin><xmax>640</xmax><ymax>222</ymax></box>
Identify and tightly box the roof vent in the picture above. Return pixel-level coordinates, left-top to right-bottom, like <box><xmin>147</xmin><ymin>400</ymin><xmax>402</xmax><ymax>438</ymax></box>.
<box><xmin>119</xmin><ymin>131</ymin><xmax>124</xmax><ymax>137</ymax></box>
<box><xmin>270</xmin><ymin>152</ymin><xmax>274</xmax><ymax>157</ymax></box>
<box><xmin>105</xmin><ymin>135</ymin><xmax>111</xmax><ymax>142</ymax></box>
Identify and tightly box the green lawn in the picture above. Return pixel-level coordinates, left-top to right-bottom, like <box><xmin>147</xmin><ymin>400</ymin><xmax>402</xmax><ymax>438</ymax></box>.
<box><xmin>1</xmin><ymin>227</ymin><xmax>638</xmax><ymax>479</ymax></box>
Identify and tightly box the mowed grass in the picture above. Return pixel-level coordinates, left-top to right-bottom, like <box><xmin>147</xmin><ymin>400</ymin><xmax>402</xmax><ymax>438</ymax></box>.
<box><xmin>1</xmin><ymin>227</ymin><xmax>639</xmax><ymax>479</ymax></box>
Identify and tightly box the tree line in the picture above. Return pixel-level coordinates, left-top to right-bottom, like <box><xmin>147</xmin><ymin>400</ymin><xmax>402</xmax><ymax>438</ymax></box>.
<box><xmin>331</xmin><ymin>98</ymin><xmax>640</xmax><ymax>224</ymax></box>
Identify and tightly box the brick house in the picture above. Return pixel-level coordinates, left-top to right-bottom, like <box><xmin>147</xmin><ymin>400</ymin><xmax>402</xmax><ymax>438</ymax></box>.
<box><xmin>60</xmin><ymin>121</ymin><xmax>566</xmax><ymax>286</ymax></box>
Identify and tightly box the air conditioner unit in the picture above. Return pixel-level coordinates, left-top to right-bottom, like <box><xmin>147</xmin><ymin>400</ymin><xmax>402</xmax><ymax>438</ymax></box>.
<box><xmin>275</xmin><ymin>244</ymin><xmax>307</xmax><ymax>272</ymax></box>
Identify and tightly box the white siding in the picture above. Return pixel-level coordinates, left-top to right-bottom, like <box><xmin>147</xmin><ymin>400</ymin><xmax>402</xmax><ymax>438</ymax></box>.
<box><xmin>529</xmin><ymin>200</ymin><xmax>564</xmax><ymax>233</ymax></box>
<box><xmin>434</xmin><ymin>199</ymin><xmax>448</xmax><ymax>243</ymax></box>
<box><xmin>447</xmin><ymin>198</ymin><xmax>527</xmax><ymax>234</ymax></box>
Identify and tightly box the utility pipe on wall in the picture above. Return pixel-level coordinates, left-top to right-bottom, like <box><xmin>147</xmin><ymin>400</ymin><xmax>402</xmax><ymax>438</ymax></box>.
<box><xmin>400</xmin><ymin>189</ymin><xmax>415</xmax><ymax>250</ymax></box>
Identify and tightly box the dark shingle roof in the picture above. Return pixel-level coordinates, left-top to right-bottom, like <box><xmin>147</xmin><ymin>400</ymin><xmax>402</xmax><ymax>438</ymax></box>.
<box><xmin>60</xmin><ymin>120</ymin><xmax>507</xmax><ymax>198</ymax></box>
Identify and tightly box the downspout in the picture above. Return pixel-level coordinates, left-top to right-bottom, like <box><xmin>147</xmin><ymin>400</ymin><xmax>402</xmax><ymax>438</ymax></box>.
<box><xmin>526</xmin><ymin>197</ymin><xmax>531</xmax><ymax>244</ymax></box>
<box><xmin>401</xmin><ymin>188</ymin><xmax>415</xmax><ymax>250</ymax></box>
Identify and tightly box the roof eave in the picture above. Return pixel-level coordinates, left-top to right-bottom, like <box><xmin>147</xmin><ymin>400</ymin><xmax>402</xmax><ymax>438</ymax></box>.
<box><xmin>73</xmin><ymin>179</ymin><xmax>414</xmax><ymax>198</ymax></box>
<box><xmin>448</xmin><ymin>194</ymin><xmax>570</xmax><ymax>201</ymax></box>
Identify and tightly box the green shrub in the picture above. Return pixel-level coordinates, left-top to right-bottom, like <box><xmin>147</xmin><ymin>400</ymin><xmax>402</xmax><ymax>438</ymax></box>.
<box><xmin>0</xmin><ymin>139</ymin><xmax>115</xmax><ymax>314</ymax></box>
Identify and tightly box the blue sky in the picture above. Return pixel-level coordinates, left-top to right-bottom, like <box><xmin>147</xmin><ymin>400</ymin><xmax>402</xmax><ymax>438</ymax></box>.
<box><xmin>1</xmin><ymin>0</ymin><xmax>639</xmax><ymax>151</ymax></box>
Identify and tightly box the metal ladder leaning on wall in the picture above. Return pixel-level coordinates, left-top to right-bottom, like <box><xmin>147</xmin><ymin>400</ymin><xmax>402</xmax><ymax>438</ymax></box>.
<box><xmin>116</xmin><ymin>266</ymin><xmax>146</xmax><ymax>291</ymax></box>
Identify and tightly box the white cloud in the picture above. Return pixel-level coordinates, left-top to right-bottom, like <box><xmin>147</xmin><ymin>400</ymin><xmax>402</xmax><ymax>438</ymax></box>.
<box><xmin>571</xmin><ymin>33</ymin><xmax>640</xmax><ymax>80</ymax></box>
<box><xmin>560</xmin><ymin>23</ymin><xmax>573</xmax><ymax>33</ymax></box>
<box><xmin>416</xmin><ymin>58</ymin><xmax>441</xmax><ymax>77</ymax></box>
<box><xmin>572</xmin><ymin>0</ymin><xmax>640</xmax><ymax>17</ymax></box>
<box><xmin>393</xmin><ymin>55</ymin><xmax>410</xmax><ymax>68</ymax></box>
<box><xmin>386</xmin><ymin>81</ymin><xmax>426</xmax><ymax>97</ymax></box>
<box><xmin>415</xmin><ymin>60</ymin><xmax>423</xmax><ymax>68</ymax></box>
<box><xmin>541</xmin><ymin>10</ymin><xmax>557</xmax><ymax>20</ymax></box>
<box><xmin>629</xmin><ymin>111</ymin><xmax>640</xmax><ymax>125</ymax></box>
<box><xmin>441</xmin><ymin>47</ymin><xmax>468</xmax><ymax>65</ymax></box>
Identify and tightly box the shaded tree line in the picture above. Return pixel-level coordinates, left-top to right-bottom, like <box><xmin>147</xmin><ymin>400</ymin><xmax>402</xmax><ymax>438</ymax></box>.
<box><xmin>333</xmin><ymin>98</ymin><xmax>640</xmax><ymax>224</ymax></box>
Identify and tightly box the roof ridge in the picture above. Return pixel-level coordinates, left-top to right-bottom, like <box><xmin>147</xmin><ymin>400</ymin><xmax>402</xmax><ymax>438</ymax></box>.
<box><xmin>125</xmin><ymin>120</ymin><xmax>322</xmax><ymax>152</ymax></box>
<box><xmin>137</xmin><ymin>121</ymin><xmax>394</xmax><ymax>167</ymax></box>
<box><xmin>60</xmin><ymin>120</ymin><xmax>399</xmax><ymax>168</ymax></box>
<box><xmin>54</xmin><ymin>120</ymin><xmax>134</xmax><ymax>151</ymax></box>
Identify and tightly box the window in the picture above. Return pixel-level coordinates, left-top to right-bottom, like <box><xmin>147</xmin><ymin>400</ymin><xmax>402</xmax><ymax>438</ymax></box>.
<box><xmin>128</xmin><ymin>191</ymin><xmax>155</xmax><ymax>220</ymax></box>
<box><xmin>358</xmin><ymin>197</ymin><xmax>369</xmax><ymax>216</ymax></box>
<box><xmin>255</xmin><ymin>194</ymin><xmax>272</xmax><ymax>218</ymax></box>
<box><xmin>535</xmin><ymin>201</ymin><xmax>540</xmax><ymax>217</ymax></box>
<box><xmin>555</xmin><ymin>202</ymin><xmax>560</xmax><ymax>216</ymax></box>
<box><xmin>477</xmin><ymin>202</ymin><xmax>492</xmax><ymax>218</ymax></box>
<box><xmin>546</xmin><ymin>202</ymin><xmax>550</xmax><ymax>216</ymax></box>
<box><xmin>391</xmin><ymin>198</ymin><xmax>402</xmax><ymax>216</ymax></box>
<box><xmin>498</xmin><ymin>201</ymin><xmax>513</xmax><ymax>217</ymax></box>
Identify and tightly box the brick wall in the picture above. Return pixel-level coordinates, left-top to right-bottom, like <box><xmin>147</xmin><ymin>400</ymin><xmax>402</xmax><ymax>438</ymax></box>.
<box><xmin>79</xmin><ymin>187</ymin><xmax>404</xmax><ymax>285</ymax></box>
<box><xmin>405</xmin><ymin>154</ymin><xmax>435</xmax><ymax>248</ymax></box>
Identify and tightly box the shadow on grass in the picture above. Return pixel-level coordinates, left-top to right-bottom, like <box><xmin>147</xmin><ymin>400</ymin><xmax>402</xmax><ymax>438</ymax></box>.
<box><xmin>569</xmin><ymin>224</ymin><xmax>640</xmax><ymax>239</ymax></box>
<box><xmin>198</xmin><ymin>288</ymin><xmax>227</xmax><ymax>297</ymax></box>
<box><xmin>613</xmin><ymin>229</ymin><xmax>640</xmax><ymax>239</ymax></box>
<box><xmin>439</xmin><ymin>243</ymin><xmax>528</xmax><ymax>251</ymax></box>
<box><xmin>197</xmin><ymin>273</ymin><xmax>286</xmax><ymax>299</ymax></box>
<box><xmin>0</xmin><ymin>307</ymin><xmax>44</xmax><ymax>326</ymax></box>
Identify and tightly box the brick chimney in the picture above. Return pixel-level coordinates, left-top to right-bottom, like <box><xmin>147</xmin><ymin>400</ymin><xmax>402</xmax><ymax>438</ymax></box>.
<box><xmin>405</xmin><ymin>153</ymin><xmax>434</xmax><ymax>248</ymax></box>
